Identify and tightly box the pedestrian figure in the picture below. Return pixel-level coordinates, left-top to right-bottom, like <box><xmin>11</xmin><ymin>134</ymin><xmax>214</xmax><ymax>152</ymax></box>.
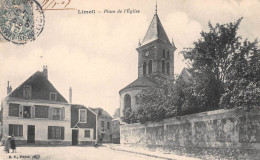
<box><xmin>10</xmin><ymin>134</ymin><xmax>16</xmax><ymax>153</ymax></box>
<box><xmin>4</xmin><ymin>136</ymin><xmax>11</xmax><ymax>153</ymax></box>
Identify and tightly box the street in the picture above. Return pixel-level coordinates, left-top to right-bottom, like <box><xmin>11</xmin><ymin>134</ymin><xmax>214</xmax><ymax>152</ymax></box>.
<box><xmin>0</xmin><ymin>145</ymin><xmax>166</xmax><ymax>160</ymax></box>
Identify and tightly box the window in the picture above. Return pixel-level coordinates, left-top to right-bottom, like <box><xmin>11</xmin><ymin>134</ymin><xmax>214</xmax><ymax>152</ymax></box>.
<box><xmin>35</xmin><ymin>105</ymin><xmax>49</xmax><ymax>118</ymax></box>
<box><xmin>23</xmin><ymin>85</ymin><xmax>31</xmax><ymax>99</ymax></box>
<box><xmin>148</xmin><ymin>60</ymin><xmax>152</xmax><ymax>74</ymax></box>
<box><xmin>48</xmin><ymin>126</ymin><xmax>64</xmax><ymax>140</ymax></box>
<box><xmin>50</xmin><ymin>93</ymin><xmax>57</xmax><ymax>101</ymax></box>
<box><xmin>53</xmin><ymin>108</ymin><xmax>61</xmax><ymax>120</ymax></box>
<box><xmin>79</xmin><ymin>109</ymin><xmax>87</xmax><ymax>123</ymax></box>
<box><xmin>85</xmin><ymin>130</ymin><xmax>91</xmax><ymax>138</ymax></box>
<box><xmin>163</xmin><ymin>49</ymin><xmax>165</xmax><ymax>58</ymax></box>
<box><xmin>162</xmin><ymin>60</ymin><xmax>165</xmax><ymax>73</ymax></box>
<box><xmin>101</xmin><ymin>121</ymin><xmax>104</xmax><ymax>131</ymax></box>
<box><xmin>167</xmin><ymin>62</ymin><xmax>170</xmax><ymax>75</ymax></box>
<box><xmin>98</xmin><ymin>110</ymin><xmax>102</xmax><ymax>116</ymax></box>
<box><xmin>9</xmin><ymin>124</ymin><xmax>23</xmax><ymax>136</ymax></box>
<box><xmin>107</xmin><ymin>122</ymin><xmax>110</xmax><ymax>130</ymax></box>
<box><xmin>23</xmin><ymin>106</ymin><xmax>31</xmax><ymax>118</ymax></box>
<box><xmin>124</xmin><ymin>94</ymin><xmax>131</xmax><ymax>113</ymax></box>
<box><xmin>167</xmin><ymin>51</ymin><xmax>170</xmax><ymax>59</ymax></box>
<box><xmin>143</xmin><ymin>62</ymin><xmax>147</xmax><ymax>76</ymax></box>
<box><xmin>9</xmin><ymin>103</ymin><xmax>19</xmax><ymax>117</ymax></box>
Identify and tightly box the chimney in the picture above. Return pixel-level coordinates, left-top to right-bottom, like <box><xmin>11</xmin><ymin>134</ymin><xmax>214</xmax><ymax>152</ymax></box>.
<box><xmin>7</xmin><ymin>81</ymin><xmax>12</xmax><ymax>95</ymax></box>
<box><xmin>69</xmin><ymin>87</ymin><xmax>72</xmax><ymax>103</ymax></box>
<box><xmin>43</xmin><ymin>66</ymin><xmax>48</xmax><ymax>79</ymax></box>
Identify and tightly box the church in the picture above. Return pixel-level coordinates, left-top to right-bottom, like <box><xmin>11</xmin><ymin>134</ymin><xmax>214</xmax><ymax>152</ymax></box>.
<box><xmin>119</xmin><ymin>7</ymin><xmax>177</xmax><ymax>117</ymax></box>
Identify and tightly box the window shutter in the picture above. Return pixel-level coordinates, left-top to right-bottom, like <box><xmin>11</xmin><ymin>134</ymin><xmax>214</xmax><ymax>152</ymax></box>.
<box><xmin>49</xmin><ymin>107</ymin><xmax>53</xmax><ymax>119</ymax></box>
<box><xmin>48</xmin><ymin>126</ymin><xmax>52</xmax><ymax>139</ymax></box>
<box><xmin>86</xmin><ymin>109</ymin><xmax>88</xmax><ymax>123</ymax></box>
<box><xmin>31</xmin><ymin>106</ymin><xmax>35</xmax><ymax>118</ymax></box>
<box><xmin>61</xmin><ymin>127</ymin><xmax>64</xmax><ymax>140</ymax></box>
<box><xmin>19</xmin><ymin>105</ymin><xmax>23</xmax><ymax>118</ymax></box>
<box><xmin>21</xmin><ymin>125</ymin><xmax>23</xmax><ymax>136</ymax></box>
<box><xmin>9</xmin><ymin>124</ymin><xmax>13</xmax><ymax>135</ymax></box>
<box><xmin>61</xmin><ymin>108</ymin><xmax>65</xmax><ymax>120</ymax></box>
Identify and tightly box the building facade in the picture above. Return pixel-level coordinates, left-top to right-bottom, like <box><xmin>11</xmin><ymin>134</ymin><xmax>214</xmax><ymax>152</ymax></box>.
<box><xmin>71</xmin><ymin>104</ymin><xmax>97</xmax><ymax>145</ymax></box>
<box><xmin>111</xmin><ymin>118</ymin><xmax>120</xmax><ymax>144</ymax></box>
<box><xmin>90</xmin><ymin>108</ymin><xmax>112</xmax><ymax>143</ymax></box>
<box><xmin>1</xmin><ymin>67</ymin><xmax>71</xmax><ymax>145</ymax></box>
<box><xmin>119</xmin><ymin>9</ymin><xmax>177</xmax><ymax>117</ymax></box>
<box><xmin>0</xmin><ymin>67</ymin><xmax>98</xmax><ymax>145</ymax></box>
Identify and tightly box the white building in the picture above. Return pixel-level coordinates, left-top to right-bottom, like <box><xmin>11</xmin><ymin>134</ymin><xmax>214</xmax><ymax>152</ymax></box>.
<box><xmin>1</xmin><ymin>67</ymin><xmax>71</xmax><ymax>145</ymax></box>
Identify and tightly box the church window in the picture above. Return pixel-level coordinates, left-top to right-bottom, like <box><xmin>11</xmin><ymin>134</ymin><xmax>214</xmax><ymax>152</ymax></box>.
<box><xmin>162</xmin><ymin>60</ymin><xmax>165</xmax><ymax>73</ymax></box>
<box><xmin>167</xmin><ymin>51</ymin><xmax>170</xmax><ymax>59</ymax></box>
<box><xmin>124</xmin><ymin>94</ymin><xmax>131</xmax><ymax>113</ymax></box>
<box><xmin>148</xmin><ymin>60</ymin><xmax>152</xmax><ymax>74</ymax></box>
<box><xmin>143</xmin><ymin>62</ymin><xmax>147</xmax><ymax>76</ymax></box>
<box><xmin>163</xmin><ymin>49</ymin><xmax>165</xmax><ymax>58</ymax></box>
<box><xmin>167</xmin><ymin>62</ymin><xmax>170</xmax><ymax>75</ymax></box>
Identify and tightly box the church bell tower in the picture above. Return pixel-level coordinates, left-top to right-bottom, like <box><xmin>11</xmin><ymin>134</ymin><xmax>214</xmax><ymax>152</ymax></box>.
<box><xmin>136</xmin><ymin>4</ymin><xmax>176</xmax><ymax>81</ymax></box>
<box><xmin>119</xmin><ymin>3</ymin><xmax>177</xmax><ymax>117</ymax></box>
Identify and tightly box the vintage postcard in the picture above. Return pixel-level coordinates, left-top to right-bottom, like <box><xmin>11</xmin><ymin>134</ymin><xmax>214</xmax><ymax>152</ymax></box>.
<box><xmin>0</xmin><ymin>0</ymin><xmax>260</xmax><ymax>160</ymax></box>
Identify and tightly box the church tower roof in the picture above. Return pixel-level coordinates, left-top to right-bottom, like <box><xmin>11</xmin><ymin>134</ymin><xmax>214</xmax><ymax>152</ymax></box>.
<box><xmin>141</xmin><ymin>13</ymin><xmax>172</xmax><ymax>46</ymax></box>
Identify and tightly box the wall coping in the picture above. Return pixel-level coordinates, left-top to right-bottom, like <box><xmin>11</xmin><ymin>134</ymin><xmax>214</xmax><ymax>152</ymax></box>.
<box><xmin>121</xmin><ymin>107</ymin><xmax>260</xmax><ymax>129</ymax></box>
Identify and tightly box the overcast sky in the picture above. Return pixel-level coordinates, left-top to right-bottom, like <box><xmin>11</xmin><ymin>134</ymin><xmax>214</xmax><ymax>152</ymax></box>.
<box><xmin>1</xmin><ymin>0</ymin><xmax>260</xmax><ymax>116</ymax></box>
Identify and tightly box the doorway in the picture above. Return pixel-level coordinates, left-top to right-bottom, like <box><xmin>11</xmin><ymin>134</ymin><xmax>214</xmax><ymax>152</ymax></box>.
<box><xmin>27</xmin><ymin>125</ymin><xmax>35</xmax><ymax>144</ymax></box>
<box><xmin>72</xmin><ymin>130</ymin><xmax>78</xmax><ymax>145</ymax></box>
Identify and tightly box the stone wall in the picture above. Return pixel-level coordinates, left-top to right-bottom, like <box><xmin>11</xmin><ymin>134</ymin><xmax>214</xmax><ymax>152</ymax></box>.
<box><xmin>120</xmin><ymin>108</ymin><xmax>260</xmax><ymax>149</ymax></box>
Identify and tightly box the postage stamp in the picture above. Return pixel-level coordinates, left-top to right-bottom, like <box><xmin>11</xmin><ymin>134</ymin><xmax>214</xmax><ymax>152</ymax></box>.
<box><xmin>0</xmin><ymin>0</ymin><xmax>45</xmax><ymax>44</ymax></box>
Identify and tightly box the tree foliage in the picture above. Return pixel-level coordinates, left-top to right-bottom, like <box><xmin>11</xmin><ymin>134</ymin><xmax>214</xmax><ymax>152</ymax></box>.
<box><xmin>220</xmin><ymin>39</ymin><xmax>260</xmax><ymax>109</ymax></box>
<box><xmin>182</xmin><ymin>17</ymin><xmax>260</xmax><ymax>110</ymax></box>
<box><xmin>112</xmin><ymin>108</ymin><xmax>120</xmax><ymax>118</ymax></box>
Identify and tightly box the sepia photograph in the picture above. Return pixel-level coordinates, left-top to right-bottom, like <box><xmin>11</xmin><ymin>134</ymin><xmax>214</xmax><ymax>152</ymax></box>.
<box><xmin>0</xmin><ymin>0</ymin><xmax>260</xmax><ymax>159</ymax></box>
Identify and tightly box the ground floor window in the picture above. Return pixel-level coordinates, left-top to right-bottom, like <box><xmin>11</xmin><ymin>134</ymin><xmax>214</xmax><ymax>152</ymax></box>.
<box><xmin>48</xmin><ymin>126</ymin><xmax>64</xmax><ymax>140</ymax></box>
<box><xmin>9</xmin><ymin>124</ymin><xmax>23</xmax><ymax>136</ymax></box>
<box><xmin>85</xmin><ymin>130</ymin><xmax>91</xmax><ymax>138</ymax></box>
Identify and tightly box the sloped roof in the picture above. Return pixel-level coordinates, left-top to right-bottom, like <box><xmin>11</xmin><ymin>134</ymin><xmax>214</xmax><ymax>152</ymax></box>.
<box><xmin>177</xmin><ymin>68</ymin><xmax>193</xmax><ymax>84</ymax></box>
<box><xmin>8</xmin><ymin>71</ymin><xmax>68</xmax><ymax>103</ymax></box>
<box><xmin>141</xmin><ymin>14</ymin><xmax>172</xmax><ymax>46</ymax></box>
<box><xmin>90</xmin><ymin>107</ymin><xmax>112</xmax><ymax>119</ymax></box>
<box><xmin>119</xmin><ymin>76</ymin><xmax>159</xmax><ymax>93</ymax></box>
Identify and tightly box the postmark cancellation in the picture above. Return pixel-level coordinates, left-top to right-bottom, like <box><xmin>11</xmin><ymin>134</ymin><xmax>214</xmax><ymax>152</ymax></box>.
<box><xmin>0</xmin><ymin>0</ymin><xmax>45</xmax><ymax>44</ymax></box>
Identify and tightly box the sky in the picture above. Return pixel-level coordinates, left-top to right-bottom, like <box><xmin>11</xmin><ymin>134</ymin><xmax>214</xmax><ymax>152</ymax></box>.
<box><xmin>0</xmin><ymin>0</ymin><xmax>260</xmax><ymax>116</ymax></box>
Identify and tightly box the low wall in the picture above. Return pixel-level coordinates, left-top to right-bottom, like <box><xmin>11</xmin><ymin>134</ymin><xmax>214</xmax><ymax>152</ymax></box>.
<box><xmin>120</xmin><ymin>108</ymin><xmax>260</xmax><ymax>149</ymax></box>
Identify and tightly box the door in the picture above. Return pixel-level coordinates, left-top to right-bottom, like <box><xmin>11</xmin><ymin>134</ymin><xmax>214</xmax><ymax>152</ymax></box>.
<box><xmin>72</xmin><ymin>130</ymin><xmax>78</xmax><ymax>145</ymax></box>
<box><xmin>27</xmin><ymin>125</ymin><xmax>35</xmax><ymax>143</ymax></box>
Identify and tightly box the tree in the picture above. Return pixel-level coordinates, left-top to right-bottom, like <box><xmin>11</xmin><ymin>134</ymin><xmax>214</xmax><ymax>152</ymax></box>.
<box><xmin>112</xmin><ymin>108</ymin><xmax>120</xmax><ymax>118</ymax></box>
<box><xmin>220</xmin><ymin>39</ymin><xmax>260</xmax><ymax>109</ymax></box>
<box><xmin>122</xmin><ymin>76</ymin><xmax>198</xmax><ymax>124</ymax></box>
<box><xmin>182</xmin><ymin>18</ymin><xmax>260</xmax><ymax>110</ymax></box>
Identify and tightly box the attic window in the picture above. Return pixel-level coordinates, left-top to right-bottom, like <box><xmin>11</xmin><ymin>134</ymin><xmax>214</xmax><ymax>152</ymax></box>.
<box><xmin>23</xmin><ymin>85</ymin><xmax>32</xmax><ymax>99</ymax></box>
<box><xmin>50</xmin><ymin>93</ymin><xmax>57</xmax><ymax>101</ymax></box>
<box><xmin>98</xmin><ymin>110</ymin><xmax>102</xmax><ymax>116</ymax></box>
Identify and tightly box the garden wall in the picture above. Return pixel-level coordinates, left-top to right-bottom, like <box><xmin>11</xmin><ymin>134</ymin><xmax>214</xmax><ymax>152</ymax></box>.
<box><xmin>120</xmin><ymin>108</ymin><xmax>260</xmax><ymax>149</ymax></box>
